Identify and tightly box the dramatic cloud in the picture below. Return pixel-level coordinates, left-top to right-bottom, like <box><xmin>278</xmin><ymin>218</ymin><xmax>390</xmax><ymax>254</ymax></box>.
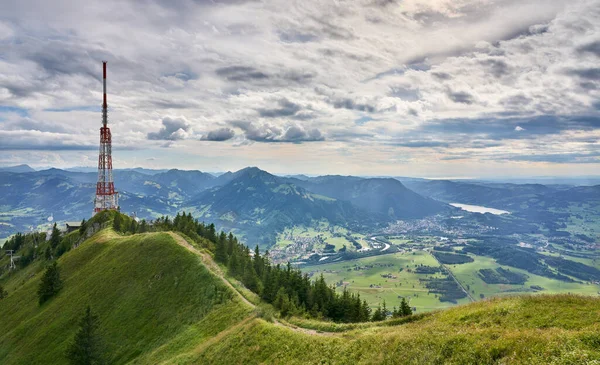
<box><xmin>147</xmin><ymin>117</ymin><xmax>192</xmax><ymax>141</ymax></box>
<box><xmin>230</xmin><ymin>121</ymin><xmax>324</xmax><ymax>143</ymax></box>
<box><xmin>201</xmin><ymin>127</ymin><xmax>235</xmax><ymax>141</ymax></box>
<box><xmin>1</xmin><ymin>0</ymin><xmax>599</xmax><ymax>176</ymax></box>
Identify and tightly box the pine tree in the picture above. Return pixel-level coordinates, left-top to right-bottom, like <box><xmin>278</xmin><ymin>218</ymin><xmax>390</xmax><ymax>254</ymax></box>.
<box><xmin>400</xmin><ymin>297</ymin><xmax>412</xmax><ymax>316</ymax></box>
<box><xmin>66</xmin><ymin>306</ymin><xmax>105</xmax><ymax>365</ymax></box>
<box><xmin>215</xmin><ymin>235</ymin><xmax>228</xmax><ymax>264</ymax></box>
<box><xmin>45</xmin><ymin>246</ymin><xmax>53</xmax><ymax>260</ymax></box>
<box><xmin>50</xmin><ymin>223</ymin><xmax>61</xmax><ymax>249</ymax></box>
<box><xmin>113</xmin><ymin>214</ymin><xmax>122</xmax><ymax>233</ymax></box>
<box><xmin>242</xmin><ymin>260</ymin><xmax>261</xmax><ymax>294</ymax></box>
<box><xmin>79</xmin><ymin>219</ymin><xmax>87</xmax><ymax>236</ymax></box>
<box><xmin>38</xmin><ymin>262</ymin><xmax>63</xmax><ymax>304</ymax></box>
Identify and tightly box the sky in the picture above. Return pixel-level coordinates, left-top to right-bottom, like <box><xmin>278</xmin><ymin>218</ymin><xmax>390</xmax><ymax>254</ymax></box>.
<box><xmin>0</xmin><ymin>0</ymin><xmax>599</xmax><ymax>177</ymax></box>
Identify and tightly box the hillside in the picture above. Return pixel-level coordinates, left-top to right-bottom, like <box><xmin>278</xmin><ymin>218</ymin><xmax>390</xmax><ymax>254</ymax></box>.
<box><xmin>1</xmin><ymin>223</ymin><xmax>600</xmax><ymax>364</ymax></box>
<box><xmin>0</xmin><ymin>228</ymin><xmax>253</xmax><ymax>364</ymax></box>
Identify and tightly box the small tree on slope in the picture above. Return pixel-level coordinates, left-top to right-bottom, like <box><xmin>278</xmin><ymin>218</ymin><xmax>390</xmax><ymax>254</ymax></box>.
<box><xmin>66</xmin><ymin>306</ymin><xmax>105</xmax><ymax>365</ymax></box>
<box><xmin>400</xmin><ymin>297</ymin><xmax>413</xmax><ymax>316</ymax></box>
<box><xmin>38</xmin><ymin>262</ymin><xmax>63</xmax><ymax>305</ymax></box>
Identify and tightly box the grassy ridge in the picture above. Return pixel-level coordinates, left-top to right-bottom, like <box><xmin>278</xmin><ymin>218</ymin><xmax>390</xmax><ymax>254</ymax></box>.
<box><xmin>189</xmin><ymin>295</ymin><xmax>600</xmax><ymax>364</ymax></box>
<box><xmin>0</xmin><ymin>230</ymin><xmax>251</xmax><ymax>364</ymax></box>
<box><xmin>2</xmin><ymin>227</ymin><xmax>600</xmax><ymax>364</ymax></box>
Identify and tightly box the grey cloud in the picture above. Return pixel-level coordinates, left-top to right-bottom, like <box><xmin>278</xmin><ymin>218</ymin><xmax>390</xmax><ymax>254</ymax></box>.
<box><xmin>307</xmin><ymin>16</ymin><xmax>355</xmax><ymax>41</ymax></box>
<box><xmin>282</xmin><ymin>125</ymin><xmax>324</xmax><ymax>142</ymax></box>
<box><xmin>577</xmin><ymin>40</ymin><xmax>600</xmax><ymax>57</ymax></box>
<box><xmin>229</xmin><ymin>121</ymin><xmax>324</xmax><ymax>143</ymax></box>
<box><xmin>507</xmin><ymin>152</ymin><xmax>600</xmax><ymax>164</ymax></box>
<box><xmin>431</xmin><ymin>72</ymin><xmax>452</xmax><ymax>81</ymax></box>
<box><xmin>215</xmin><ymin>65</ymin><xmax>314</xmax><ymax>86</ymax></box>
<box><xmin>201</xmin><ymin>127</ymin><xmax>235</xmax><ymax>141</ymax></box>
<box><xmin>4</xmin><ymin>116</ymin><xmax>69</xmax><ymax>134</ymax></box>
<box><xmin>147</xmin><ymin>116</ymin><xmax>192</xmax><ymax>141</ymax></box>
<box><xmin>480</xmin><ymin>59</ymin><xmax>510</xmax><ymax>78</ymax></box>
<box><xmin>279</xmin><ymin>31</ymin><xmax>318</xmax><ymax>43</ymax></box>
<box><xmin>569</xmin><ymin>68</ymin><xmax>600</xmax><ymax>80</ymax></box>
<box><xmin>391</xmin><ymin>141</ymin><xmax>450</xmax><ymax>148</ymax></box>
<box><xmin>421</xmin><ymin>115</ymin><xmax>600</xmax><ymax>141</ymax></box>
<box><xmin>0</xmin><ymin>130</ymin><xmax>97</xmax><ymax>151</ymax></box>
<box><xmin>258</xmin><ymin>99</ymin><xmax>302</xmax><ymax>118</ymax></box>
<box><xmin>229</xmin><ymin>120</ymin><xmax>282</xmax><ymax>142</ymax></box>
<box><xmin>215</xmin><ymin>66</ymin><xmax>269</xmax><ymax>82</ymax></box>
<box><xmin>446</xmin><ymin>90</ymin><xmax>475</xmax><ymax>104</ymax></box>
<box><xmin>149</xmin><ymin>98</ymin><xmax>200</xmax><ymax>109</ymax></box>
<box><xmin>501</xmin><ymin>94</ymin><xmax>532</xmax><ymax>107</ymax></box>
<box><xmin>331</xmin><ymin>98</ymin><xmax>376</xmax><ymax>113</ymax></box>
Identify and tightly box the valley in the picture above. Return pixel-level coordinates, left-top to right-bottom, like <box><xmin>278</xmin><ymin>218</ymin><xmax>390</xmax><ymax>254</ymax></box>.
<box><xmin>1</xmin><ymin>165</ymin><xmax>600</xmax><ymax>313</ymax></box>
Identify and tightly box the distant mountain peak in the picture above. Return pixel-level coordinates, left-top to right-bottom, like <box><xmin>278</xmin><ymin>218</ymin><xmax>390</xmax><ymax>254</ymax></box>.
<box><xmin>0</xmin><ymin>164</ymin><xmax>35</xmax><ymax>173</ymax></box>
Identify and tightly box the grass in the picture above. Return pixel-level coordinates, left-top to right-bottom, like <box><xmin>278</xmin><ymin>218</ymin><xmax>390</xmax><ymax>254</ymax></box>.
<box><xmin>182</xmin><ymin>295</ymin><xmax>600</xmax><ymax>365</ymax></box>
<box><xmin>3</xmin><ymin>224</ymin><xmax>600</xmax><ymax>364</ymax></box>
<box><xmin>0</xmin><ymin>229</ymin><xmax>252</xmax><ymax>364</ymax></box>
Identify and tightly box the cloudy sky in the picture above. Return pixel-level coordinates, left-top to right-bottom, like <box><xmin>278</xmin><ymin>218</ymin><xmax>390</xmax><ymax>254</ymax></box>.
<box><xmin>1</xmin><ymin>0</ymin><xmax>599</xmax><ymax>177</ymax></box>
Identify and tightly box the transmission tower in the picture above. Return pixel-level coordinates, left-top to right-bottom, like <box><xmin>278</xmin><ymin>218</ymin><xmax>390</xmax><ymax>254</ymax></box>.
<box><xmin>6</xmin><ymin>250</ymin><xmax>19</xmax><ymax>270</ymax></box>
<box><xmin>93</xmin><ymin>61</ymin><xmax>119</xmax><ymax>214</ymax></box>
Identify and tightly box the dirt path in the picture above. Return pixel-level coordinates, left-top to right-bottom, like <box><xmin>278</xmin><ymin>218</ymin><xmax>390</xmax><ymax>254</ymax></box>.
<box><xmin>167</xmin><ymin>232</ymin><xmax>339</xmax><ymax>337</ymax></box>
<box><xmin>167</xmin><ymin>232</ymin><xmax>255</xmax><ymax>308</ymax></box>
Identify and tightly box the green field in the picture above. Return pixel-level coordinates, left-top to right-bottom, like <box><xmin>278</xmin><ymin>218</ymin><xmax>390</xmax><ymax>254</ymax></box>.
<box><xmin>447</xmin><ymin>253</ymin><xmax>600</xmax><ymax>300</ymax></box>
<box><xmin>303</xmin><ymin>247</ymin><xmax>600</xmax><ymax>313</ymax></box>
<box><xmin>302</xmin><ymin>251</ymin><xmax>471</xmax><ymax>313</ymax></box>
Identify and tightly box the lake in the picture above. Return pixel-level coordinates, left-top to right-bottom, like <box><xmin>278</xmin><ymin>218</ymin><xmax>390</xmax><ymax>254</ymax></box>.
<box><xmin>449</xmin><ymin>203</ymin><xmax>510</xmax><ymax>215</ymax></box>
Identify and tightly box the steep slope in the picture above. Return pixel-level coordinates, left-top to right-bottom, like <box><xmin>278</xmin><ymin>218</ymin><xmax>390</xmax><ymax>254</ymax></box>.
<box><xmin>292</xmin><ymin>175</ymin><xmax>449</xmax><ymax>219</ymax></box>
<box><xmin>0</xmin><ymin>230</ymin><xmax>252</xmax><ymax>364</ymax></box>
<box><xmin>186</xmin><ymin>168</ymin><xmax>375</xmax><ymax>246</ymax></box>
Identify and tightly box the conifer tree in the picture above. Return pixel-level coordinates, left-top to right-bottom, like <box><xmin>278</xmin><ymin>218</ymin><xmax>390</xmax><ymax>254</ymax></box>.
<box><xmin>50</xmin><ymin>223</ymin><xmax>61</xmax><ymax>249</ymax></box>
<box><xmin>38</xmin><ymin>262</ymin><xmax>63</xmax><ymax>304</ymax></box>
<box><xmin>112</xmin><ymin>214</ymin><xmax>122</xmax><ymax>233</ymax></box>
<box><xmin>45</xmin><ymin>246</ymin><xmax>53</xmax><ymax>260</ymax></box>
<box><xmin>242</xmin><ymin>260</ymin><xmax>261</xmax><ymax>293</ymax></box>
<box><xmin>215</xmin><ymin>235</ymin><xmax>228</xmax><ymax>264</ymax></box>
<box><xmin>66</xmin><ymin>306</ymin><xmax>105</xmax><ymax>365</ymax></box>
<box><xmin>400</xmin><ymin>297</ymin><xmax>412</xmax><ymax>316</ymax></box>
<box><xmin>79</xmin><ymin>219</ymin><xmax>87</xmax><ymax>236</ymax></box>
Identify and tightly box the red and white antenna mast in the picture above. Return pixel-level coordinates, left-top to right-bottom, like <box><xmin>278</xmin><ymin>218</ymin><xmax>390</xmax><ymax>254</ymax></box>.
<box><xmin>93</xmin><ymin>61</ymin><xmax>119</xmax><ymax>214</ymax></box>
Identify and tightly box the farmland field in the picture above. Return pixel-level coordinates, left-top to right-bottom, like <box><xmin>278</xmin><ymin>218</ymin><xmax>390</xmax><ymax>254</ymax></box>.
<box><xmin>302</xmin><ymin>250</ymin><xmax>471</xmax><ymax>313</ymax></box>
<box><xmin>446</xmin><ymin>253</ymin><xmax>600</xmax><ymax>299</ymax></box>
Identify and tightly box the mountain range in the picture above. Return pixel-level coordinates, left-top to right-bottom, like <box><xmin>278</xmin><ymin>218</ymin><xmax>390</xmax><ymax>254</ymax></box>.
<box><xmin>0</xmin><ymin>165</ymin><xmax>448</xmax><ymax>244</ymax></box>
<box><xmin>1</xmin><ymin>165</ymin><xmax>599</xmax><ymax>247</ymax></box>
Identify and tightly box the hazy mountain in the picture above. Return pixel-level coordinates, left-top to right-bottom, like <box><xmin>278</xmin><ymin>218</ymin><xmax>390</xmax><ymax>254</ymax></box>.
<box><xmin>0</xmin><ymin>164</ymin><xmax>35</xmax><ymax>173</ymax></box>
<box><xmin>402</xmin><ymin>179</ymin><xmax>556</xmax><ymax>211</ymax></box>
<box><xmin>290</xmin><ymin>175</ymin><xmax>449</xmax><ymax>219</ymax></box>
